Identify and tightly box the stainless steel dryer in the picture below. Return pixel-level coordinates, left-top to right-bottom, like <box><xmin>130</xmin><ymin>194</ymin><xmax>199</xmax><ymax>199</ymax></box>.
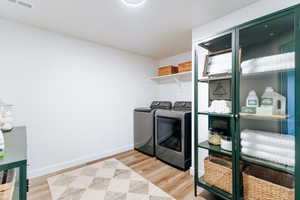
<box><xmin>155</xmin><ymin>101</ymin><xmax>192</xmax><ymax>170</ymax></box>
<box><xmin>134</xmin><ymin>101</ymin><xmax>172</xmax><ymax>156</ymax></box>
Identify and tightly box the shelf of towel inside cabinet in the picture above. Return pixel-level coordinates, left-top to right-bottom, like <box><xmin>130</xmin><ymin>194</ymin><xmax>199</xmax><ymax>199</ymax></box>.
<box><xmin>198</xmin><ymin>111</ymin><xmax>234</xmax><ymax>118</ymax></box>
<box><xmin>198</xmin><ymin>141</ymin><xmax>232</xmax><ymax>157</ymax></box>
<box><xmin>239</xmin><ymin>113</ymin><xmax>289</xmax><ymax>120</ymax></box>
<box><xmin>241</xmin><ymin>154</ymin><xmax>294</xmax><ymax>175</ymax></box>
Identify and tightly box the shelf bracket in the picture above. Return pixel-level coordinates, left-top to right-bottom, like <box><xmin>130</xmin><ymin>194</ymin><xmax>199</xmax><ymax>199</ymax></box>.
<box><xmin>174</xmin><ymin>77</ymin><xmax>182</xmax><ymax>87</ymax></box>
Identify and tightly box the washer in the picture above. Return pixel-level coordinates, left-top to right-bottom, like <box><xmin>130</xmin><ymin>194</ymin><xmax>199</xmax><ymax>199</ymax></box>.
<box><xmin>155</xmin><ymin>101</ymin><xmax>192</xmax><ymax>170</ymax></box>
<box><xmin>134</xmin><ymin>101</ymin><xmax>172</xmax><ymax>156</ymax></box>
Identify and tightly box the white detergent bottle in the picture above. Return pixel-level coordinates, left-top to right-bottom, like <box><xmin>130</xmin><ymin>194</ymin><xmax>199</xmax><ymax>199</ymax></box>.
<box><xmin>246</xmin><ymin>90</ymin><xmax>259</xmax><ymax>107</ymax></box>
<box><xmin>261</xmin><ymin>87</ymin><xmax>286</xmax><ymax>115</ymax></box>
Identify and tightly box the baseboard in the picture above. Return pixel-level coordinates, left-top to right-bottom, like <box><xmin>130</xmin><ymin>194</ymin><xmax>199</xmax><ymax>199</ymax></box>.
<box><xmin>28</xmin><ymin>144</ymin><xmax>133</xmax><ymax>179</ymax></box>
<box><xmin>189</xmin><ymin>167</ymin><xmax>204</xmax><ymax>178</ymax></box>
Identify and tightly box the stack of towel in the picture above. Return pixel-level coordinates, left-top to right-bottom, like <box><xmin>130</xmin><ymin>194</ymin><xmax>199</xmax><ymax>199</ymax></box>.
<box><xmin>241</xmin><ymin>129</ymin><xmax>295</xmax><ymax>166</ymax></box>
<box><xmin>208</xmin><ymin>52</ymin><xmax>232</xmax><ymax>75</ymax></box>
<box><xmin>241</xmin><ymin>52</ymin><xmax>295</xmax><ymax>74</ymax></box>
<box><xmin>208</xmin><ymin>100</ymin><xmax>231</xmax><ymax>114</ymax></box>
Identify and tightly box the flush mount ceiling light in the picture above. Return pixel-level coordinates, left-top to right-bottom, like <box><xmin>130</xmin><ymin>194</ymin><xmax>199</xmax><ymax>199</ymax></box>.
<box><xmin>121</xmin><ymin>0</ymin><xmax>147</xmax><ymax>7</ymax></box>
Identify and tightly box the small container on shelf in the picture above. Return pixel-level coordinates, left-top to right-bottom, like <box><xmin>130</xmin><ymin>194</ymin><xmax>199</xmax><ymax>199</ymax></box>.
<box><xmin>241</xmin><ymin>106</ymin><xmax>256</xmax><ymax>114</ymax></box>
<box><xmin>221</xmin><ymin>136</ymin><xmax>232</xmax><ymax>152</ymax></box>
<box><xmin>246</xmin><ymin>90</ymin><xmax>259</xmax><ymax>108</ymax></box>
<box><xmin>208</xmin><ymin>129</ymin><xmax>223</xmax><ymax>146</ymax></box>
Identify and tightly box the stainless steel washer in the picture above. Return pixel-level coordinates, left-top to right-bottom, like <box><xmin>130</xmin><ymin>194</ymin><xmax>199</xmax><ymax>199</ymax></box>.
<box><xmin>134</xmin><ymin>101</ymin><xmax>172</xmax><ymax>156</ymax></box>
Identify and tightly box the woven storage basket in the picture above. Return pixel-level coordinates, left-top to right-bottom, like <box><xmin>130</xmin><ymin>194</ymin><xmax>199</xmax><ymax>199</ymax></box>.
<box><xmin>203</xmin><ymin>156</ymin><xmax>233</xmax><ymax>194</ymax></box>
<box><xmin>178</xmin><ymin>61</ymin><xmax>192</xmax><ymax>73</ymax></box>
<box><xmin>157</xmin><ymin>65</ymin><xmax>178</xmax><ymax>76</ymax></box>
<box><xmin>243</xmin><ymin>165</ymin><xmax>294</xmax><ymax>200</ymax></box>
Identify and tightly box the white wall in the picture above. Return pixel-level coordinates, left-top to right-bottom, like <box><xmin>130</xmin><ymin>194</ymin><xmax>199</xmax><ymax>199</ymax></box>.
<box><xmin>0</xmin><ymin>18</ymin><xmax>156</xmax><ymax>178</ymax></box>
<box><xmin>192</xmin><ymin>0</ymin><xmax>300</xmax><ymax>174</ymax></box>
<box><xmin>155</xmin><ymin>51</ymin><xmax>192</xmax><ymax>102</ymax></box>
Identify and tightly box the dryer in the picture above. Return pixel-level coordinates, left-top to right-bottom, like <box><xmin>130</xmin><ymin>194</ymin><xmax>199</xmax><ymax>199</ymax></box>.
<box><xmin>155</xmin><ymin>101</ymin><xmax>192</xmax><ymax>170</ymax></box>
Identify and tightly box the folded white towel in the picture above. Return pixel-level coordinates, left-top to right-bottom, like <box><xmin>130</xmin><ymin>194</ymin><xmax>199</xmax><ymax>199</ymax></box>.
<box><xmin>241</xmin><ymin>129</ymin><xmax>294</xmax><ymax>149</ymax></box>
<box><xmin>241</xmin><ymin>52</ymin><xmax>295</xmax><ymax>74</ymax></box>
<box><xmin>242</xmin><ymin>147</ymin><xmax>295</xmax><ymax>166</ymax></box>
<box><xmin>208</xmin><ymin>52</ymin><xmax>232</xmax><ymax>75</ymax></box>
<box><xmin>241</xmin><ymin>140</ymin><xmax>295</xmax><ymax>159</ymax></box>
<box><xmin>208</xmin><ymin>100</ymin><xmax>231</xmax><ymax>114</ymax></box>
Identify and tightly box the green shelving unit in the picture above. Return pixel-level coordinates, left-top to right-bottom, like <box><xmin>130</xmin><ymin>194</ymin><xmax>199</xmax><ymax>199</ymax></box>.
<box><xmin>194</xmin><ymin>4</ymin><xmax>300</xmax><ymax>200</ymax></box>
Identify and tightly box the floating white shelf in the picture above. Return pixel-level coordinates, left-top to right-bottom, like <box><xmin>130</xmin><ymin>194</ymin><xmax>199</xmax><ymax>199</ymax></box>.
<box><xmin>151</xmin><ymin>71</ymin><xmax>192</xmax><ymax>86</ymax></box>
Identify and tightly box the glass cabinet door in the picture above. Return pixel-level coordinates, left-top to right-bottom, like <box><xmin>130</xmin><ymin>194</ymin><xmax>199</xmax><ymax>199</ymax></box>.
<box><xmin>0</xmin><ymin>167</ymin><xmax>20</xmax><ymax>200</ymax></box>
<box><xmin>237</xmin><ymin>13</ymin><xmax>295</xmax><ymax>199</ymax></box>
<box><xmin>195</xmin><ymin>32</ymin><xmax>236</xmax><ymax>199</ymax></box>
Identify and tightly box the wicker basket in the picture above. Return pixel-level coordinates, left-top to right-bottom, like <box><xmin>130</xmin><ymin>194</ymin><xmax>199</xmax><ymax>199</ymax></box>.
<box><xmin>203</xmin><ymin>156</ymin><xmax>233</xmax><ymax>194</ymax></box>
<box><xmin>157</xmin><ymin>65</ymin><xmax>178</xmax><ymax>76</ymax></box>
<box><xmin>178</xmin><ymin>61</ymin><xmax>192</xmax><ymax>73</ymax></box>
<box><xmin>243</xmin><ymin>165</ymin><xmax>294</xmax><ymax>200</ymax></box>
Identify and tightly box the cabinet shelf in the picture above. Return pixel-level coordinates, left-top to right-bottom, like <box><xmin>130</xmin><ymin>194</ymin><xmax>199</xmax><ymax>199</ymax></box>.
<box><xmin>197</xmin><ymin>177</ymin><xmax>232</xmax><ymax>200</ymax></box>
<box><xmin>198</xmin><ymin>111</ymin><xmax>233</xmax><ymax>118</ymax></box>
<box><xmin>239</xmin><ymin>113</ymin><xmax>289</xmax><ymax>120</ymax></box>
<box><xmin>198</xmin><ymin>141</ymin><xmax>232</xmax><ymax>156</ymax></box>
<box><xmin>241</xmin><ymin>68</ymin><xmax>295</xmax><ymax>78</ymax></box>
<box><xmin>241</xmin><ymin>155</ymin><xmax>294</xmax><ymax>175</ymax></box>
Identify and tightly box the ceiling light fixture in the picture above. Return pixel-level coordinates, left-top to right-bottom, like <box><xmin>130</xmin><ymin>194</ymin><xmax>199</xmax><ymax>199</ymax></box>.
<box><xmin>121</xmin><ymin>0</ymin><xmax>147</xmax><ymax>7</ymax></box>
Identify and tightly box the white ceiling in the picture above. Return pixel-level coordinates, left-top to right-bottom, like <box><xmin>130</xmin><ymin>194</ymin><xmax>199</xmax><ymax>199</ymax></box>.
<box><xmin>0</xmin><ymin>0</ymin><xmax>259</xmax><ymax>59</ymax></box>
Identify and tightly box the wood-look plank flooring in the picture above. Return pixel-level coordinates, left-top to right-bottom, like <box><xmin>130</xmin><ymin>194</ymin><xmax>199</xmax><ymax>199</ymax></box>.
<box><xmin>28</xmin><ymin>150</ymin><xmax>218</xmax><ymax>200</ymax></box>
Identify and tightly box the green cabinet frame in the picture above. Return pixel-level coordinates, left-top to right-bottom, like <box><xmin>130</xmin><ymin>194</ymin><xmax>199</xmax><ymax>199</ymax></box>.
<box><xmin>194</xmin><ymin>4</ymin><xmax>300</xmax><ymax>200</ymax></box>
<box><xmin>0</xmin><ymin>127</ymin><xmax>28</xmax><ymax>200</ymax></box>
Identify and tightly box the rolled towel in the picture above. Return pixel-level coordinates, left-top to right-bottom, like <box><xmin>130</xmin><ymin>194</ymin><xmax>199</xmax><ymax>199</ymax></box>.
<box><xmin>242</xmin><ymin>147</ymin><xmax>295</xmax><ymax>166</ymax></box>
<box><xmin>241</xmin><ymin>140</ymin><xmax>295</xmax><ymax>159</ymax></box>
<box><xmin>241</xmin><ymin>52</ymin><xmax>295</xmax><ymax>74</ymax></box>
<box><xmin>241</xmin><ymin>129</ymin><xmax>294</xmax><ymax>149</ymax></box>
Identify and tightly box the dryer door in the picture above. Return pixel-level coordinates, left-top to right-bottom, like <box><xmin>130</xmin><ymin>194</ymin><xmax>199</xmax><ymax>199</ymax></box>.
<box><xmin>156</xmin><ymin>116</ymin><xmax>182</xmax><ymax>152</ymax></box>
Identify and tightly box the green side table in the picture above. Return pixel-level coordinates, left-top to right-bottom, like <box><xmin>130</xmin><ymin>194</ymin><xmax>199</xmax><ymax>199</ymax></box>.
<box><xmin>0</xmin><ymin>126</ymin><xmax>27</xmax><ymax>200</ymax></box>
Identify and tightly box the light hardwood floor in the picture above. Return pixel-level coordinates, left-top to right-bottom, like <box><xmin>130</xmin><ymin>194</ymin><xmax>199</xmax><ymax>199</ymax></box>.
<box><xmin>29</xmin><ymin>150</ymin><xmax>218</xmax><ymax>200</ymax></box>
